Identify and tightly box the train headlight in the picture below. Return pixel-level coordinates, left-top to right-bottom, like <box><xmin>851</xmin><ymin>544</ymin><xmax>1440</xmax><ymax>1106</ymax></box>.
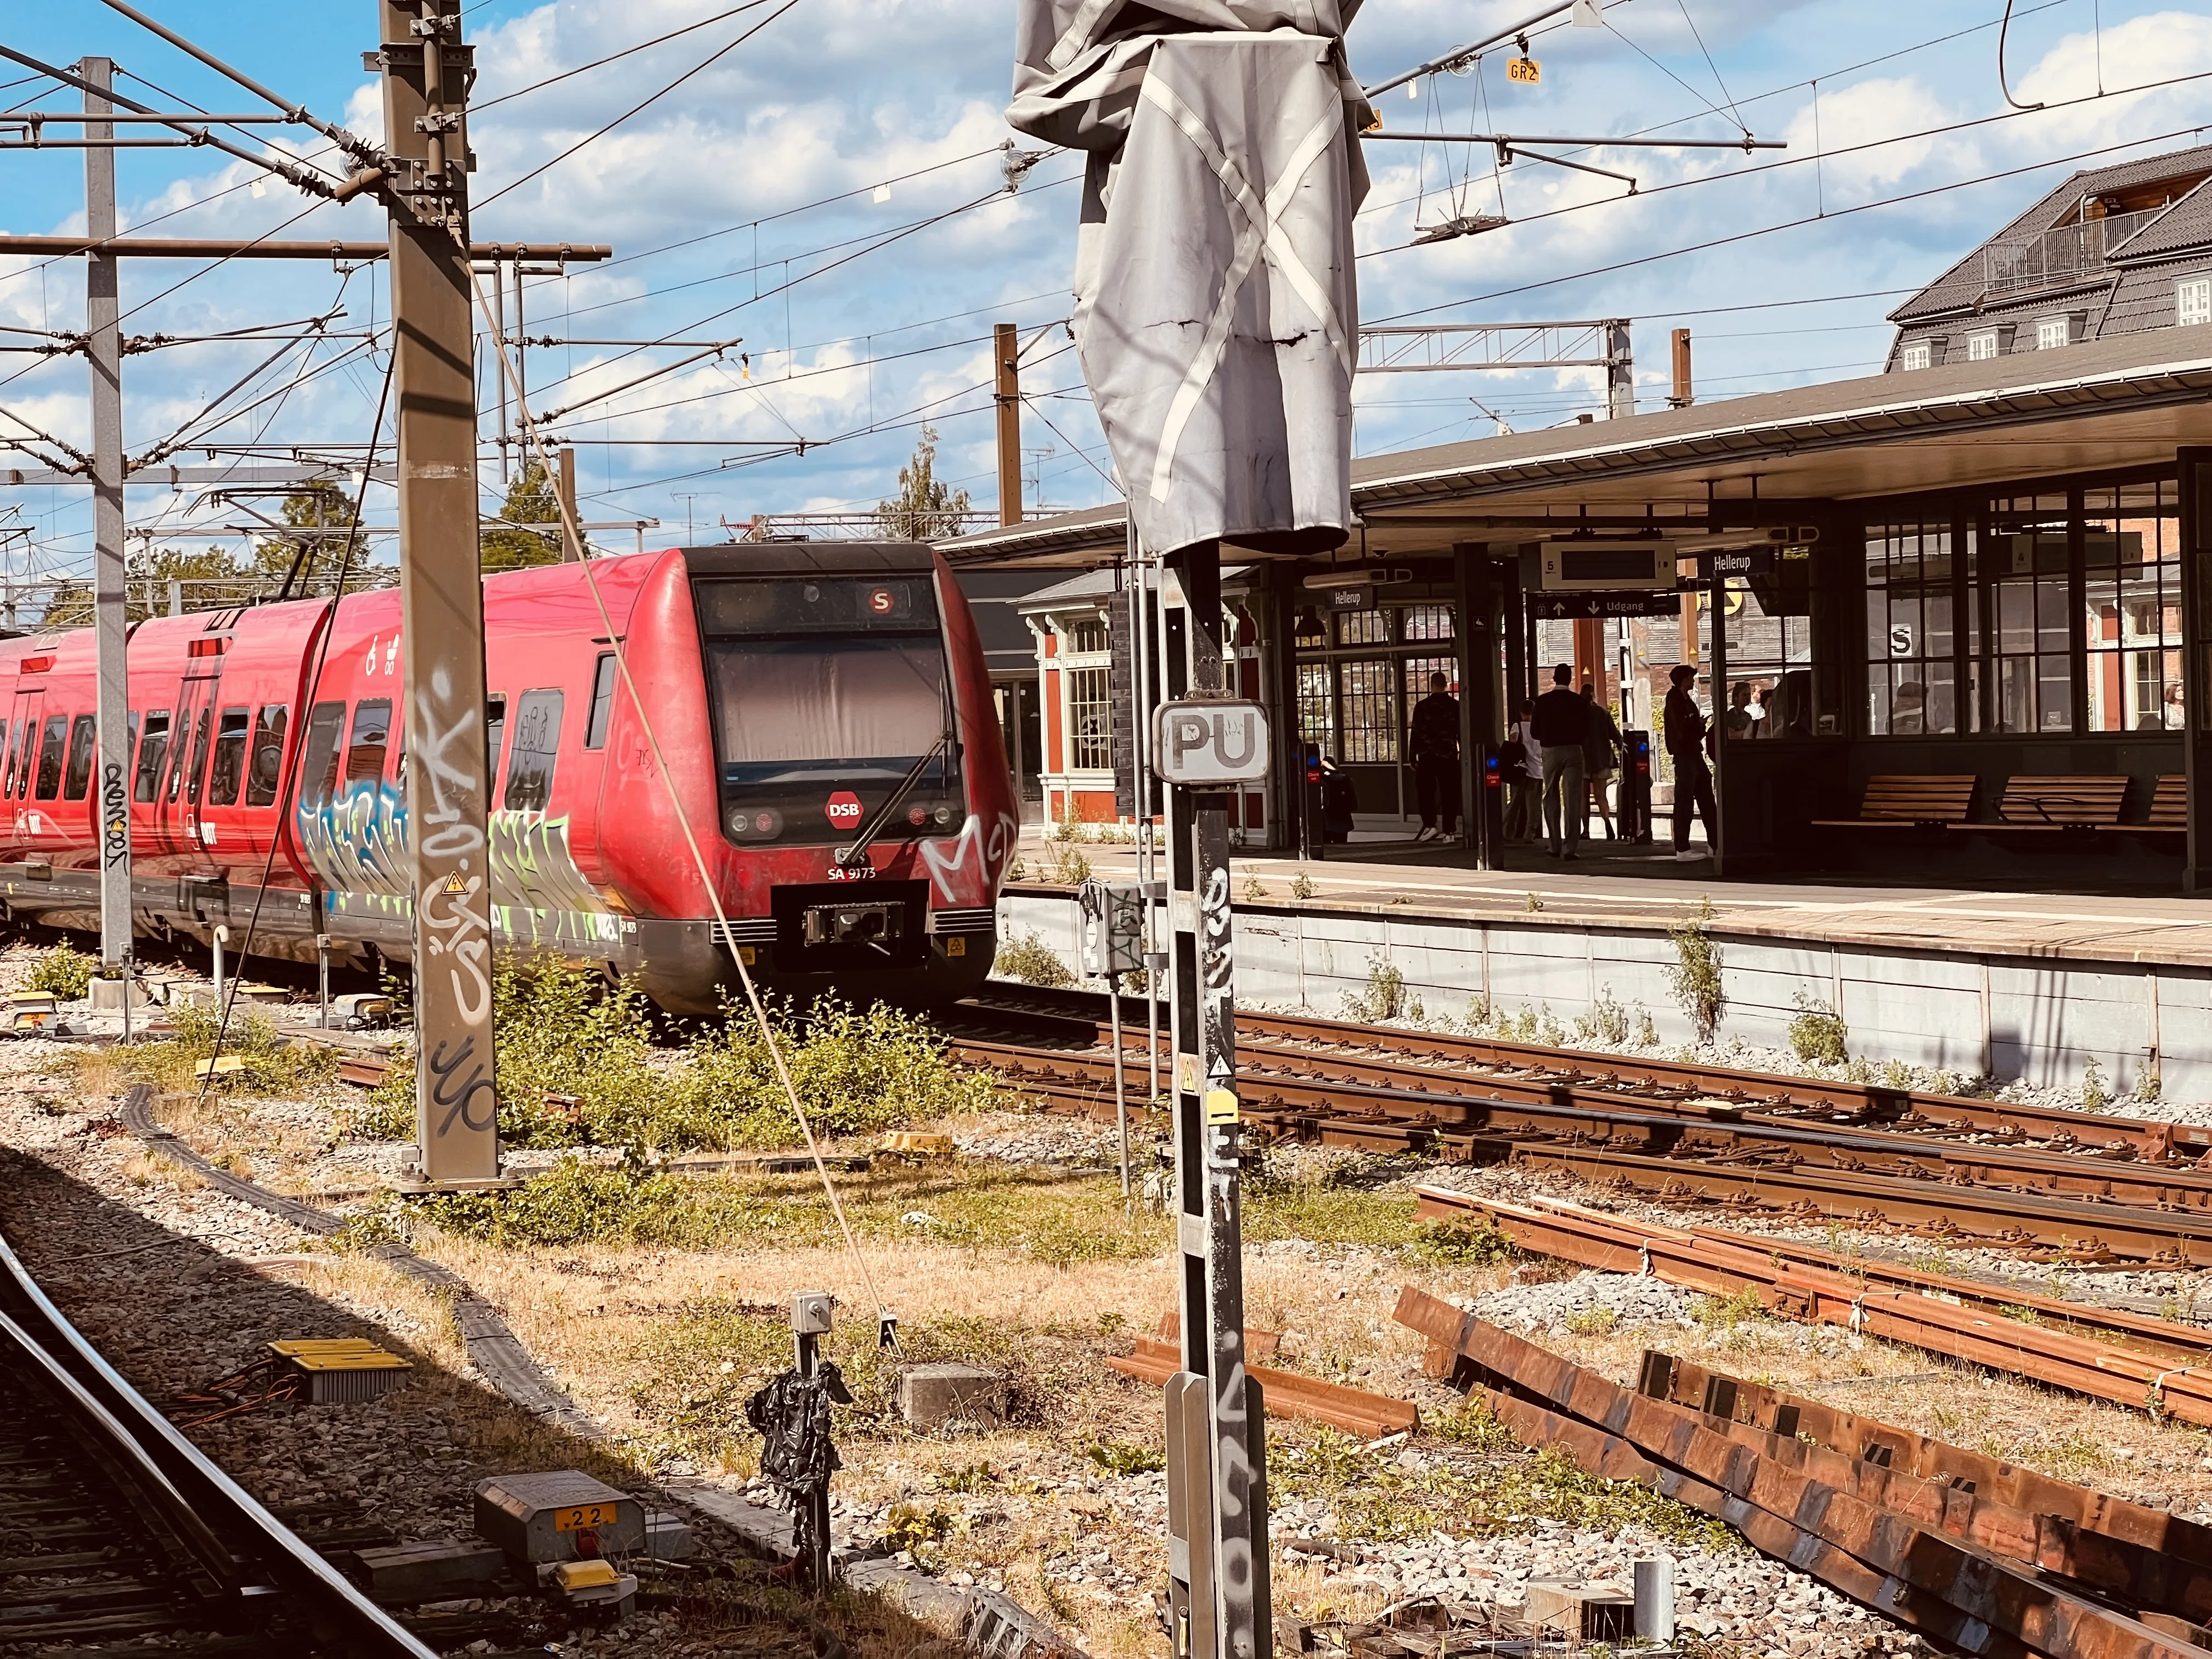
<box><xmin>933</xmin><ymin>805</ymin><xmax>955</xmax><ymax>826</ymax></box>
<box><xmin>731</xmin><ymin>808</ymin><xmax>783</xmax><ymax>839</ymax></box>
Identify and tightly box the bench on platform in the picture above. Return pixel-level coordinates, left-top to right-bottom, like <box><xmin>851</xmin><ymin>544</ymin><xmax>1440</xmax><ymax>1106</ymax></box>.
<box><xmin>2140</xmin><ymin>774</ymin><xmax>2187</xmax><ymax>838</ymax></box>
<box><xmin>1978</xmin><ymin>774</ymin><xmax>2129</xmax><ymax>833</ymax></box>
<box><xmin>1810</xmin><ymin>774</ymin><xmax>1977</xmax><ymax>830</ymax></box>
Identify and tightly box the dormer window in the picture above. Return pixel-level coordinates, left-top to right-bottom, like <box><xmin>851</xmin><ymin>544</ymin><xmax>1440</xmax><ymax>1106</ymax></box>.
<box><xmin>1901</xmin><ymin>340</ymin><xmax>1932</xmax><ymax>371</ymax></box>
<box><xmin>1966</xmin><ymin>329</ymin><xmax>2001</xmax><ymax>361</ymax></box>
<box><xmin>2180</xmin><ymin>277</ymin><xmax>2212</xmax><ymax>326</ymax></box>
<box><xmin>2035</xmin><ymin>316</ymin><xmax>2071</xmax><ymax>349</ymax></box>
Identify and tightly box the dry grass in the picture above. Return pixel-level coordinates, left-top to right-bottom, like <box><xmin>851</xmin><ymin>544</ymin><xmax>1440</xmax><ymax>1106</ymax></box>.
<box><xmin>122</xmin><ymin>1148</ymin><xmax>205</xmax><ymax>1193</ymax></box>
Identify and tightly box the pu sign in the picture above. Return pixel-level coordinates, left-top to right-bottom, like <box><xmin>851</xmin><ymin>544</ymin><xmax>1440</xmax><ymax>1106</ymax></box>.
<box><xmin>826</xmin><ymin>790</ymin><xmax>864</xmax><ymax>828</ymax></box>
<box><xmin>1152</xmin><ymin>699</ymin><xmax>1271</xmax><ymax>786</ymax></box>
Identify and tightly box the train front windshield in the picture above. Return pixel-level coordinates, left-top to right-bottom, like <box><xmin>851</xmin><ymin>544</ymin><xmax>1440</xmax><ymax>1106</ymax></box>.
<box><xmin>695</xmin><ymin>574</ymin><xmax>962</xmax><ymax>846</ymax></box>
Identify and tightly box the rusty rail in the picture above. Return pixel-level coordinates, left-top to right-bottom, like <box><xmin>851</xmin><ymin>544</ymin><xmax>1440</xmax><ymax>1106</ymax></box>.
<box><xmin>1414</xmin><ymin>1187</ymin><xmax>2212</xmax><ymax>1425</ymax></box>
<box><xmin>1102</xmin><ymin>1337</ymin><xmax>1418</xmax><ymax>1438</ymax></box>
<box><xmin>1397</xmin><ymin>1286</ymin><xmax>2208</xmax><ymax>1659</ymax></box>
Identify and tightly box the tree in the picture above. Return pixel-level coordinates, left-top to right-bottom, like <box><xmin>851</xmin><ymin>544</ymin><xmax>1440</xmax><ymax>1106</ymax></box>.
<box><xmin>42</xmin><ymin>545</ymin><xmax>260</xmax><ymax>628</ymax></box>
<box><xmin>254</xmin><ymin>482</ymin><xmax>359</xmax><ymax>586</ymax></box>
<box><xmin>479</xmin><ymin>460</ymin><xmax>563</xmax><ymax>571</ymax></box>
<box><xmin>874</xmin><ymin>425</ymin><xmax>972</xmax><ymax>541</ymax></box>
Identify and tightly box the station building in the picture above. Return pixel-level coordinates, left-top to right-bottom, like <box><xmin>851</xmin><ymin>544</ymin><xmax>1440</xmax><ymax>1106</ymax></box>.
<box><xmin>946</xmin><ymin>146</ymin><xmax>2212</xmax><ymax>893</ymax></box>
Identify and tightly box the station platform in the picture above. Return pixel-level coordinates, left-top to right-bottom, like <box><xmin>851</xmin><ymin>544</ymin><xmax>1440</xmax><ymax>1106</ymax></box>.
<box><xmin>998</xmin><ymin>826</ymin><xmax>2212</xmax><ymax>1103</ymax></box>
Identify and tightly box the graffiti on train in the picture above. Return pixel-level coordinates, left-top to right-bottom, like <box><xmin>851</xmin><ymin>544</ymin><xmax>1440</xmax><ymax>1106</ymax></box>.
<box><xmin>294</xmin><ymin>781</ymin><xmax>619</xmax><ymax>948</ymax></box>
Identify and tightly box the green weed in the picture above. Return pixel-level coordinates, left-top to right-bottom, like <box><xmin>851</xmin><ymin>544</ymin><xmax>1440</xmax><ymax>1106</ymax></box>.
<box><xmin>1787</xmin><ymin>991</ymin><xmax>1848</xmax><ymax>1065</ymax></box>
<box><xmin>1344</xmin><ymin>952</ymin><xmax>1407</xmax><ymax>1023</ymax></box>
<box><xmin>1290</xmin><ymin>870</ymin><xmax>1317</xmax><ymax>900</ymax></box>
<box><xmin>995</xmin><ymin>932</ymin><xmax>1074</xmax><ymax>989</ymax></box>
<box><xmin>1411</xmin><ymin>1216</ymin><xmax>1515</xmax><ymax>1267</ymax></box>
<box><xmin>1084</xmin><ymin>1438</ymin><xmax>1166</xmax><ymax>1476</ymax></box>
<box><xmin>1666</xmin><ymin>898</ymin><xmax>1725</xmax><ymax>1045</ymax></box>
<box><xmin>29</xmin><ymin>944</ymin><xmax>95</xmax><ymax>1000</ymax></box>
<box><xmin>104</xmin><ymin>998</ymin><xmax>335</xmax><ymax>1099</ymax></box>
<box><xmin>2080</xmin><ymin>1056</ymin><xmax>2110</xmax><ymax>1112</ymax></box>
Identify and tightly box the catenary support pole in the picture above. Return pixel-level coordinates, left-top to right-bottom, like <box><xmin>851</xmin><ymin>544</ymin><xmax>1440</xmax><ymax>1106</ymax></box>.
<box><xmin>81</xmin><ymin>59</ymin><xmax>133</xmax><ymax>995</ymax></box>
<box><xmin>1162</xmin><ymin>537</ymin><xmax>1268</xmax><ymax>1659</ymax></box>
<box><xmin>379</xmin><ymin>0</ymin><xmax>500</xmax><ymax>1188</ymax></box>
<box><xmin>995</xmin><ymin>321</ymin><xmax>1022</xmax><ymax>527</ymax></box>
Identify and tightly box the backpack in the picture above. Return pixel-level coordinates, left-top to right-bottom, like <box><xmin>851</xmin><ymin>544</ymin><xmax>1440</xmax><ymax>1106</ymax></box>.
<box><xmin>1496</xmin><ymin>735</ymin><xmax>1527</xmax><ymax>772</ymax></box>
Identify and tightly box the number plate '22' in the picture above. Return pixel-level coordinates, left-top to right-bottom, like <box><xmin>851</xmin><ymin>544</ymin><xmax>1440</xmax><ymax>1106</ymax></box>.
<box><xmin>555</xmin><ymin>1503</ymin><xmax>618</xmax><ymax>1532</ymax></box>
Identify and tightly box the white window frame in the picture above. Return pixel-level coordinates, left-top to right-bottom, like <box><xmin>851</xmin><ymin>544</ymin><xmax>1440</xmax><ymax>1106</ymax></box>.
<box><xmin>2035</xmin><ymin>315</ymin><xmax>2070</xmax><ymax>350</ymax></box>
<box><xmin>1052</xmin><ymin>607</ymin><xmax>1115</xmax><ymax>778</ymax></box>
<box><xmin>2179</xmin><ymin>277</ymin><xmax>2212</xmax><ymax>327</ymax></box>
<box><xmin>1966</xmin><ymin>329</ymin><xmax>2001</xmax><ymax>362</ymax></box>
<box><xmin>1900</xmin><ymin>340</ymin><xmax>1932</xmax><ymax>371</ymax></box>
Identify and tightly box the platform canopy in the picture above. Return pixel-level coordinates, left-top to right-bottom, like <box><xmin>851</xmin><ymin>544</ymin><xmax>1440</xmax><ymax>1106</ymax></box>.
<box><xmin>941</xmin><ymin>326</ymin><xmax>2212</xmax><ymax>566</ymax></box>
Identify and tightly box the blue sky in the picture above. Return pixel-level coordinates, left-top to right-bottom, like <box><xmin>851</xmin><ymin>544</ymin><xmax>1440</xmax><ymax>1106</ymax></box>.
<box><xmin>2</xmin><ymin>0</ymin><xmax>2209</xmax><ymax>577</ymax></box>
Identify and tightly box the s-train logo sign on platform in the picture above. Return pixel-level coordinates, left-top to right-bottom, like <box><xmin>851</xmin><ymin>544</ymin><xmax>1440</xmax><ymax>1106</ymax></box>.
<box><xmin>1152</xmin><ymin>699</ymin><xmax>1270</xmax><ymax>786</ymax></box>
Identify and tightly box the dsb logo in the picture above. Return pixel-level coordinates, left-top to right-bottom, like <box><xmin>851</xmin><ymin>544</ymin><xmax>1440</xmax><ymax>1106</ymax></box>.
<box><xmin>826</xmin><ymin>791</ymin><xmax>864</xmax><ymax>827</ymax></box>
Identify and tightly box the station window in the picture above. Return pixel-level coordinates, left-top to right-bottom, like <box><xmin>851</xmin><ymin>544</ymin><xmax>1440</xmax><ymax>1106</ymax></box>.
<box><xmin>2084</xmin><ymin>482</ymin><xmax>2182</xmax><ymax>731</ymax></box>
<box><xmin>2180</xmin><ymin>277</ymin><xmax>2212</xmax><ymax>326</ymax></box>
<box><xmin>1402</xmin><ymin>605</ymin><xmax>1454</xmax><ymax>642</ymax></box>
<box><xmin>1065</xmin><ymin>666</ymin><xmax>1112</xmax><ymax>771</ymax></box>
<box><xmin>132</xmin><ymin>710</ymin><xmax>169</xmax><ymax>803</ymax></box>
<box><xmin>33</xmin><ymin>715</ymin><xmax>65</xmax><ymax>801</ymax></box>
<box><xmin>1059</xmin><ymin>617</ymin><xmax>1108</xmax><ymax>654</ymax></box>
<box><xmin>1900</xmin><ymin>340</ymin><xmax>1932</xmax><ymax>371</ymax></box>
<box><xmin>245</xmin><ymin>706</ymin><xmax>288</xmax><ymax>808</ymax></box>
<box><xmin>1978</xmin><ymin>498</ymin><xmax>2074</xmax><ymax>734</ymax></box>
<box><xmin>1335</xmin><ymin>608</ymin><xmax>1388</xmax><ymax>647</ymax></box>
<box><xmin>2036</xmin><ymin>316</ymin><xmax>2071</xmax><ymax>350</ymax></box>
<box><xmin>503</xmin><ymin>689</ymin><xmax>563</xmax><ymax>812</ymax></box>
<box><xmin>1296</xmin><ymin>663</ymin><xmax>1333</xmax><ymax>752</ymax></box>
<box><xmin>1865</xmin><ymin>522</ymin><xmax>1958</xmax><ymax>735</ymax></box>
<box><xmin>1966</xmin><ymin>330</ymin><xmax>2001</xmax><ymax>361</ymax></box>
<box><xmin>343</xmin><ymin>699</ymin><xmax>392</xmax><ymax>787</ymax></box>
<box><xmin>206</xmin><ymin>707</ymin><xmax>251</xmax><ymax>806</ymax></box>
<box><xmin>62</xmin><ymin>715</ymin><xmax>93</xmax><ymax>802</ymax></box>
<box><xmin>1335</xmin><ymin>657</ymin><xmax>1399</xmax><ymax>763</ymax></box>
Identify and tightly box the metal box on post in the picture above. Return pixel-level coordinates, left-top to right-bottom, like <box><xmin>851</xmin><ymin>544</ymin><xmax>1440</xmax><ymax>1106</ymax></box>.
<box><xmin>473</xmin><ymin>1471</ymin><xmax>644</xmax><ymax>1564</ymax></box>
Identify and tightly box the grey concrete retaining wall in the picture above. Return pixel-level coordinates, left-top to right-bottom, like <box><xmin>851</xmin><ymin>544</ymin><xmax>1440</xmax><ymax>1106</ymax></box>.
<box><xmin>996</xmin><ymin>891</ymin><xmax>2211</xmax><ymax>1102</ymax></box>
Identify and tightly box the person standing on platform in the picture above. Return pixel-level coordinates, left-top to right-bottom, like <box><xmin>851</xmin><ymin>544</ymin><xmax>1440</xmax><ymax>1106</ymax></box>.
<box><xmin>1407</xmin><ymin>672</ymin><xmax>1460</xmax><ymax>843</ymax></box>
<box><xmin>1532</xmin><ymin>663</ymin><xmax>1587</xmax><ymax>860</ymax></box>
<box><xmin>1502</xmin><ymin>699</ymin><xmax>1539</xmax><ymax>843</ymax></box>
<box><xmin>1580</xmin><ymin>681</ymin><xmax>1621</xmax><ymax>840</ymax></box>
<box><xmin>1666</xmin><ymin>663</ymin><xmax>1719</xmax><ymax>861</ymax></box>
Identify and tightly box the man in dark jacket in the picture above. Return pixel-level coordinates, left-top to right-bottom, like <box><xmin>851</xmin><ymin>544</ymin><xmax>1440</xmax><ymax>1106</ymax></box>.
<box><xmin>1530</xmin><ymin>663</ymin><xmax>1587</xmax><ymax>857</ymax></box>
<box><xmin>1407</xmin><ymin>672</ymin><xmax>1460</xmax><ymax>842</ymax></box>
<box><xmin>1664</xmin><ymin>663</ymin><xmax>1719</xmax><ymax>860</ymax></box>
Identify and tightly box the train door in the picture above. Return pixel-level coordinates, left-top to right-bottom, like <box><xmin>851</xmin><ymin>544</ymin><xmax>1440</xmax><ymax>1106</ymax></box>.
<box><xmin>3</xmin><ymin>687</ymin><xmax>38</xmax><ymax>843</ymax></box>
<box><xmin>156</xmin><ymin>667</ymin><xmax>226</xmax><ymax>918</ymax></box>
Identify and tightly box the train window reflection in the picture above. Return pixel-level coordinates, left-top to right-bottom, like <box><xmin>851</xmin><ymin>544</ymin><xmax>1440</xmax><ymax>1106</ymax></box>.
<box><xmin>133</xmin><ymin>710</ymin><xmax>169</xmax><ymax>803</ymax></box>
<box><xmin>504</xmin><ymin>690</ymin><xmax>563</xmax><ymax>812</ymax></box>
<box><xmin>297</xmin><ymin>702</ymin><xmax>345</xmax><ymax>811</ymax></box>
<box><xmin>344</xmin><ymin>700</ymin><xmax>392</xmax><ymax>788</ymax></box>
<box><xmin>245</xmin><ymin>707</ymin><xmax>287</xmax><ymax>808</ymax></box>
<box><xmin>33</xmin><ymin>715</ymin><xmax>65</xmax><ymax>801</ymax></box>
<box><xmin>207</xmin><ymin>707</ymin><xmax>251</xmax><ymax>806</ymax></box>
<box><xmin>63</xmin><ymin>715</ymin><xmax>93</xmax><ymax>802</ymax></box>
<box><xmin>176</xmin><ymin>708</ymin><xmax>211</xmax><ymax>805</ymax></box>
<box><xmin>707</xmin><ymin>639</ymin><xmax>949</xmax><ymax>774</ymax></box>
<box><xmin>486</xmin><ymin>694</ymin><xmax>507</xmax><ymax>783</ymax></box>
<box><xmin>584</xmin><ymin>654</ymin><xmax>617</xmax><ymax>749</ymax></box>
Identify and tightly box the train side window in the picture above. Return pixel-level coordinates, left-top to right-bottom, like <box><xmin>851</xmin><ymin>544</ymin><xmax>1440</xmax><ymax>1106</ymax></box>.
<box><xmin>134</xmin><ymin>712</ymin><xmax>170</xmax><ymax>803</ymax></box>
<box><xmin>63</xmin><ymin>715</ymin><xmax>94</xmax><ymax>802</ymax></box>
<box><xmin>172</xmin><ymin>707</ymin><xmax>212</xmax><ymax>804</ymax></box>
<box><xmin>344</xmin><ymin>699</ymin><xmax>393</xmax><ymax>789</ymax></box>
<box><xmin>584</xmin><ymin>654</ymin><xmax>617</xmax><ymax>749</ymax></box>
<box><xmin>502</xmin><ymin>689</ymin><xmax>563</xmax><ymax>812</ymax></box>
<box><xmin>0</xmin><ymin>721</ymin><xmax>15</xmax><ymax>798</ymax></box>
<box><xmin>245</xmin><ymin>706</ymin><xmax>288</xmax><ymax>808</ymax></box>
<box><xmin>297</xmin><ymin>702</ymin><xmax>345</xmax><ymax>811</ymax></box>
<box><xmin>486</xmin><ymin>694</ymin><xmax>508</xmax><ymax>787</ymax></box>
<box><xmin>32</xmin><ymin>716</ymin><xmax>65</xmax><ymax>801</ymax></box>
<box><xmin>14</xmin><ymin>720</ymin><xmax>39</xmax><ymax>800</ymax></box>
<box><xmin>207</xmin><ymin>707</ymin><xmax>251</xmax><ymax>806</ymax></box>
<box><xmin>4</xmin><ymin>719</ymin><xmax>25</xmax><ymax>799</ymax></box>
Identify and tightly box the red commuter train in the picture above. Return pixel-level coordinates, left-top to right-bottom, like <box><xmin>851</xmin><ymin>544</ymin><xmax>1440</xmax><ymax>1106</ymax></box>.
<box><xmin>0</xmin><ymin>543</ymin><xmax>1014</xmax><ymax>1013</ymax></box>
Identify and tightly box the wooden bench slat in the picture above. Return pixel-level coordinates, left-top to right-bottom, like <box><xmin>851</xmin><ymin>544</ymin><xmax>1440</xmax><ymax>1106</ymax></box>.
<box><xmin>1986</xmin><ymin>773</ymin><xmax>2127</xmax><ymax>831</ymax></box>
<box><xmin>2148</xmin><ymin>775</ymin><xmax>2188</xmax><ymax>829</ymax></box>
<box><xmin>1822</xmin><ymin>774</ymin><xmax>1976</xmax><ymax>829</ymax></box>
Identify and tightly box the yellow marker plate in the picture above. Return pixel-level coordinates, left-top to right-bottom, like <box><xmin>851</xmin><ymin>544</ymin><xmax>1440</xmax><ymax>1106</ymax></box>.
<box><xmin>1205</xmin><ymin>1087</ymin><xmax>1240</xmax><ymax>1125</ymax></box>
<box><xmin>1508</xmin><ymin>56</ymin><xmax>1540</xmax><ymax>82</ymax></box>
<box><xmin>944</xmin><ymin>936</ymin><xmax>966</xmax><ymax>957</ymax></box>
<box><xmin>555</xmin><ymin>1502</ymin><xmax>622</xmax><ymax>1533</ymax></box>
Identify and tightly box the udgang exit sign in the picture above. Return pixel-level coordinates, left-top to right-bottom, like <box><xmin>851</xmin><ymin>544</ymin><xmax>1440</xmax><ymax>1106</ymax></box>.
<box><xmin>1152</xmin><ymin>699</ymin><xmax>1271</xmax><ymax>786</ymax></box>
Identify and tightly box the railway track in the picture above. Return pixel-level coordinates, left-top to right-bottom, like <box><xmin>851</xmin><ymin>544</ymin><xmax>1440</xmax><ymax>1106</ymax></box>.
<box><xmin>318</xmin><ymin>984</ymin><xmax>2212</xmax><ymax>1264</ymax></box>
<box><xmin>0</xmin><ymin>1222</ymin><xmax>433</xmax><ymax>1658</ymax></box>
<box><xmin>948</xmin><ymin>989</ymin><xmax>2212</xmax><ymax>1265</ymax></box>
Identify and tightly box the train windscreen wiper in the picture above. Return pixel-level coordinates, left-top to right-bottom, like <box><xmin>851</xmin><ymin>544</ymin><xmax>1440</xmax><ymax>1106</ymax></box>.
<box><xmin>833</xmin><ymin>733</ymin><xmax>950</xmax><ymax>871</ymax></box>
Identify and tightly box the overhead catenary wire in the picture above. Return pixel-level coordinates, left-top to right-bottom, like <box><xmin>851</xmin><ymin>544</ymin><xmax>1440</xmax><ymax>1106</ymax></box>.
<box><xmin>460</xmin><ymin>241</ymin><xmax>898</xmax><ymax>1340</ymax></box>
<box><xmin>475</xmin><ymin>0</ymin><xmax>802</xmax><ymax>211</ymax></box>
<box><xmin>474</xmin><ymin>0</ymin><xmax>782</xmax><ymax>111</ymax></box>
